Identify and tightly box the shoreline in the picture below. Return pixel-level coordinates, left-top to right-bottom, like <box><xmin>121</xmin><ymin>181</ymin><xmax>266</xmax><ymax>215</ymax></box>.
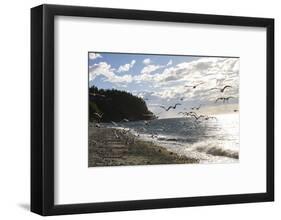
<box><xmin>88</xmin><ymin>126</ymin><xmax>199</xmax><ymax>167</ymax></box>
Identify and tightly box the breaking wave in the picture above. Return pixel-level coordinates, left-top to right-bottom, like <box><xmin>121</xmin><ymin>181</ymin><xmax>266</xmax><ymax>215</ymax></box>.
<box><xmin>196</xmin><ymin>146</ymin><xmax>239</xmax><ymax>159</ymax></box>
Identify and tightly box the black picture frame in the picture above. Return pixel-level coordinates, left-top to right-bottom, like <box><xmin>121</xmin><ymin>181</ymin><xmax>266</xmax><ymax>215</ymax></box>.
<box><xmin>31</xmin><ymin>4</ymin><xmax>274</xmax><ymax>216</ymax></box>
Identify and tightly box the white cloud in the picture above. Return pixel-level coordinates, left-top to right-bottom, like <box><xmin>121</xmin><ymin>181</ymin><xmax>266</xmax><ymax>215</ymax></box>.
<box><xmin>143</xmin><ymin>58</ymin><xmax>151</xmax><ymax>65</ymax></box>
<box><xmin>90</xmin><ymin>57</ymin><xmax>239</xmax><ymax>116</ymax></box>
<box><xmin>155</xmin><ymin>58</ymin><xmax>239</xmax><ymax>85</ymax></box>
<box><xmin>133</xmin><ymin>57</ymin><xmax>239</xmax><ymax>104</ymax></box>
<box><xmin>140</xmin><ymin>64</ymin><xmax>162</xmax><ymax>75</ymax></box>
<box><xmin>117</xmin><ymin>60</ymin><xmax>136</xmax><ymax>72</ymax></box>
<box><xmin>89</xmin><ymin>52</ymin><xmax>102</xmax><ymax>60</ymax></box>
<box><xmin>89</xmin><ymin>62</ymin><xmax>132</xmax><ymax>83</ymax></box>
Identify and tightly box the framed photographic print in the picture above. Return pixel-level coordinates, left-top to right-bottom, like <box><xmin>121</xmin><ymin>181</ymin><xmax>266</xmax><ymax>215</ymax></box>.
<box><xmin>31</xmin><ymin>4</ymin><xmax>274</xmax><ymax>216</ymax></box>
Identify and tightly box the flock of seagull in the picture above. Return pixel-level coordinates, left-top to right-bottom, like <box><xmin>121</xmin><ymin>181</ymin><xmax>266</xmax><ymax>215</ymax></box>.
<box><xmin>152</xmin><ymin>82</ymin><xmax>238</xmax><ymax>123</ymax></box>
<box><xmin>90</xmin><ymin>82</ymin><xmax>238</xmax><ymax>141</ymax></box>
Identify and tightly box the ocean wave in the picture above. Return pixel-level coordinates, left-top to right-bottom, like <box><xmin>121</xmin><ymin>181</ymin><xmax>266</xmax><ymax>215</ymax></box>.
<box><xmin>157</xmin><ymin>136</ymin><xmax>197</xmax><ymax>143</ymax></box>
<box><xmin>196</xmin><ymin>146</ymin><xmax>239</xmax><ymax>159</ymax></box>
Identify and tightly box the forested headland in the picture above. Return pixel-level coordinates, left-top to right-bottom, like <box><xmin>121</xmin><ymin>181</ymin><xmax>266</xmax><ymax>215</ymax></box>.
<box><xmin>89</xmin><ymin>86</ymin><xmax>155</xmax><ymax>122</ymax></box>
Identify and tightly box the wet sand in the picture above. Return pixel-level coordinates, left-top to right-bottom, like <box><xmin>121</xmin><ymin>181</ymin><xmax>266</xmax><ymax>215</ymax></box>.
<box><xmin>88</xmin><ymin>127</ymin><xmax>199</xmax><ymax>167</ymax></box>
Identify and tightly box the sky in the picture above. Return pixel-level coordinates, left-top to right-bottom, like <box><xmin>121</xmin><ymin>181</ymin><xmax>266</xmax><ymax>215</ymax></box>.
<box><xmin>89</xmin><ymin>52</ymin><xmax>239</xmax><ymax>118</ymax></box>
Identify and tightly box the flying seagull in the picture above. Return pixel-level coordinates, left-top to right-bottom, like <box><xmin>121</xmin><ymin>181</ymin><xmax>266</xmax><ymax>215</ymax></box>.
<box><xmin>113</xmin><ymin>130</ymin><xmax>120</xmax><ymax>139</ymax></box>
<box><xmin>215</xmin><ymin>96</ymin><xmax>235</xmax><ymax>103</ymax></box>
<box><xmin>210</xmin><ymin>85</ymin><xmax>232</xmax><ymax>93</ymax></box>
<box><xmin>122</xmin><ymin>118</ymin><xmax>130</xmax><ymax>122</ymax></box>
<box><xmin>180</xmin><ymin>111</ymin><xmax>203</xmax><ymax>121</ymax></box>
<box><xmin>189</xmin><ymin>114</ymin><xmax>205</xmax><ymax>121</ymax></box>
<box><xmin>178</xmin><ymin>112</ymin><xmax>189</xmax><ymax>117</ymax></box>
<box><xmin>186</xmin><ymin>111</ymin><xmax>198</xmax><ymax>116</ymax></box>
<box><xmin>204</xmin><ymin>116</ymin><xmax>217</xmax><ymax>121</ymax></box>
<box><xmin>144</xmin><ymin>120</ymin><xmax>150</xmax><ymax>126</ymax></box>
<box><xmin>150</xmin><ymin>131</ymin><xmax>158</xmax><ymax>139</ymax></box>
<box><xmin>111</xmin><ymin>121</ymin><xmax>118</xmax><ymax>126</ymax></box>
<box><xmin>151</xmin><ymin>134</ymin><xmax>158</xmax><ymax>139</ymax></box>
<box><xmin>122</xmin><ymin>128</ymin><xmax>131</xmax><ymax>134</ymax></box>
<box><xmin>178</xmin><ymin>112</ymin><xmax>186</xmax><ymax>115</ymax></box>
<box><xmin>160</xmin><ymin>103</ymin><xmax>181</xmax><ymax>111</ymax></box>
<box><xmin>178</xmin><ymin>111</ymin><xmax>197</xmax><ymax>117</ymax></box>
<box><xmin>191</xmin><ymin>104</ymin><xmax>201</xmax><ymax>110</ymax></box>
<box><xmin>93</xmin><ymin>112</ymin><xmax>103</xmax><ymax>119</ymax></box>
<box><xmin>185</xmin><ymin>82</ymin><xmax>204</xmax><ymax>89</ymax></box>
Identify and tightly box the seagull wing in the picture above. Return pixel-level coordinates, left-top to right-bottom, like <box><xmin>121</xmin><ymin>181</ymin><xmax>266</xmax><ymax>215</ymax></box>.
<box><xmin>226</xmin><ymin>96</ymin><xmax>235</xmax><ymax>100</ymax></box>
<box><xmin>210</xmin><ymin>88</ymin><xmax>220</xmax><ymax>91</ymax></box>
<box><xmin>166</xmin><ymin>106</ymin><xmax>172</xmax><ymax>111</ymax></box>
<box><xmin>215</xmin><ymin>97</ymin><xmax>223</xmax><ymax>102</ymax></box>
<box><xmin>94</xmin><ymin>113</ymin><xmax>102</xmax><ymax>118</ymax></box>
<box><xmin>189</xmin><ymin>114</ymin><xmax>198</xmax><ymax>120</ymax></box>
<box><xmin>210</xmin><ymin>117</ymin><xmax>218</xmax><ymax>121</ymax></box>
<box><xmin>196</xmin><ymin>82</ymin><xmax>204</xmax><ymax>86</ymax></box>
<box><xmin>111</xmin><ymin>121</ymin><xmax>118</xmax><ymax>126</ymax></box>
<box><xmin>187</xmin><ymin>111</ymin><xmax>198</xmax><ymax>117</ymax></box>
<box><xmin>197</xmin><ymin>115</ymin><xmax>205</xmax><ymax>120</ymax></box>
<box><xmin>222</xmin><ymin>85</ymin><xmax>232</xmax><ymax>92</ymax></box>
<box><xmin>174</xmin><ymin>103</ymin><xmax>181</xmax><ymax>108</ymax></box>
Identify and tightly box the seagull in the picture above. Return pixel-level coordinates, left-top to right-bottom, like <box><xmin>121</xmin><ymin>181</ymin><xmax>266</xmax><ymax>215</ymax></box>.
<box><xmin>160</xmin><ymin>103</ymin><xmax>181</xmax><ymax>111</ymax></box>
<box><xmin>113</xmin><ymin>130</ymin><xmax>120</xmax><ymax>139</ymax></box>
<box><xmin>177</xmin><ymin>112</ymin><xmax>187</xmax><ymax>117</ymax></box>
<box><xmin>215</xmin><ymin>97</ymin><xmax>224</xmax><ymax>103</ymax></box>
<box><xmin>210</xmin><ymin>85</ymin><xmax>232</xmax><ymax>93</ymax></box>
<box><xmin>150</xmin><ymin>131</ymin><xmax>158</xmax><ymax>139</ymax></box>
<box><xmin>178</xmin><ymin>112</ymin><xmax>186</xmax><ymax>115</ymax></box>
<box><xmin>182</xmin><ymin>111</ymin><xmax>204</xmax><ymax>121</ymax></box>
<box><xmin>190</xmin><ymin>114</ymin><xmax>205</xmax><ymax>121</ymax></box>
<box><xmin>204</xmin><ymin>116</ymin><xmax>217</xmax><ymax>121</ymax></box>
<box><xmin>179</xmin><ymin>97</ymin><xmax>185</xmax><ymax>101</ymax></box>
<box><xmin>224</xmin><ymin>96</ymin><xmax>235</xmax><ymax>101</ymax></box>
<box><xmin>95</xmin><ymin>123</ymin><xmax>101</xmax><ymax>128</ymax></box>
<box><xmin>122</xmin><ymin>128</ymin><xmax>130</xmax><ymax>134</ymax></box>
<box><xmin>122</xmin><ymin>118</ymin><xmax>130</xmax><ymax>122</ymax></box>
<box><xmin>144</xmin><ymin>120</ymin><xmax>150</xmax><ymax>126</ymax></box>
<box><xmin>215</xmin><ymin>96</ymin><xmax>235</xmax><ymax>103</ymax></box>
<box><xmin>185</xmin><ymin>82</ymin><xmax>204</xmax><ymax>89</ymax></box>
<box><xmin>111</xmin><ymin>121</ymin><xmax>118</xmax><ymax>126</ymax></box>
<box><xmin>94</xmin><ymin>112</ymin><xmax>103</xmax><ymax>119</ymax></box>
<box><xmin>178</xmin><ymin>111</ymin><xmax>197</xmax><ymax>117</ymax></box>
<box><xmin>191</xmin><ymin>104</ymin><xmax>201</xmax><ymax>110</ymax></box>
<box><xmin>186</xmin><ymin>111</ymin><xmax>198</xmax><ymax>116</ymax></box>
<box><xmin>234</xmin><ymin>109</ymin><xmax>239</xmax><ymax>112</ymax></box>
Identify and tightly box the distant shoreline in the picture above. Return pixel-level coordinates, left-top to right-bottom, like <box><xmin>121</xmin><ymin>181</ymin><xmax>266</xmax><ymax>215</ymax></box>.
<box><xmin>88</xmin><ymin>126</ymin><xmax>199</xmax><ymax>167</ymax></box>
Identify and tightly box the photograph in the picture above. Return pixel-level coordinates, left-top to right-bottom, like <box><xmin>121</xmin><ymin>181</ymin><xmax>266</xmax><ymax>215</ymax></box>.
<box><xmin>88</xmin><ymin>52</ymin><xmax>239</xmax><ymax>167</ymax></box>
<box><xmin>30</xmin><ymin>3</ymin><xmax>274</xmax><ymax>216</ymax></box>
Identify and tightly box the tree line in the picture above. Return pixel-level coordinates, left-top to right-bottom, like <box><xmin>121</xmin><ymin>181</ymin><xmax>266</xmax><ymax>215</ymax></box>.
<box><xmin>89</xmin><ymin>86</ymin><xmax>155</xmax><ymax>122</ymax></box>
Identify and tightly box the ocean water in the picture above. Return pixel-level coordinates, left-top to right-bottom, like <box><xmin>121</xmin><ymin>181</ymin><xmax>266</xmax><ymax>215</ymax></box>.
<box><xmin>104</xmin><ymin>114</ymin><xmax>239</xmax><ymax>164</ymax></box>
